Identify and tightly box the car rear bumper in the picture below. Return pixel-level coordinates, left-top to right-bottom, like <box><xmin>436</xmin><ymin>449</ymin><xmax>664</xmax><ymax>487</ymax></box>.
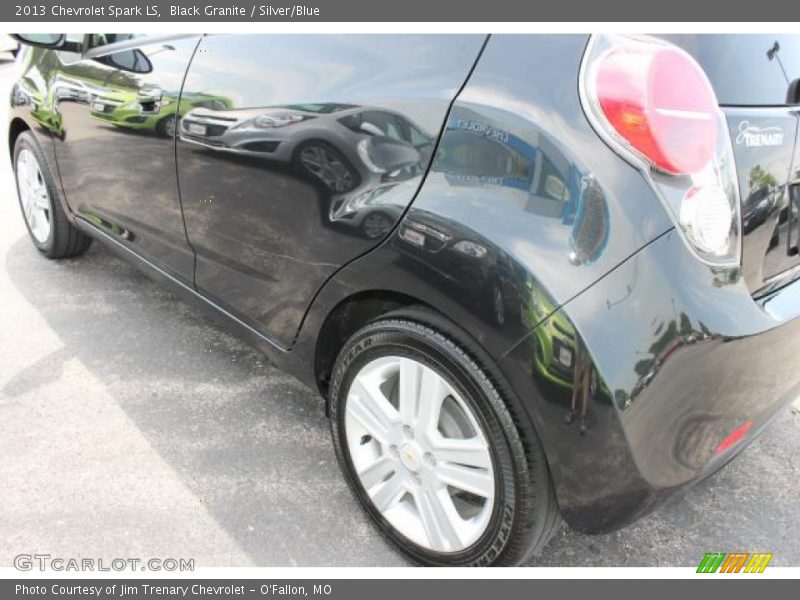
<box><xmin>501</xmin><ymin>229</ymin><xmax>800</xmax><ymax>532</ymax></box>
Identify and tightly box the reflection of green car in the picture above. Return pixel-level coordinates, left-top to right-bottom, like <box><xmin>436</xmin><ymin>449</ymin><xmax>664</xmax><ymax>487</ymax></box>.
<box><xmin>30</xmin><ymin>93</ymin><xmax>63</xmax><ymax>135</ymax></box>
<box><xmin>13</xmin><ymin>79</ymin><xmax>63</xmax><ymax>136</ymax></box>
<box><xmin>525</xmin><ymin>280</ymin><xmax>611</xmax><ymax>400</ymax></box>
<box><xmin>524</xmin><ymin>280</ymin><xmax>577</xmax><ymax>388</ymax></box>
<box><xmin>89</xmin><ymin>90</ymin><xmax>231</xmax><ymax>137</ymax></box>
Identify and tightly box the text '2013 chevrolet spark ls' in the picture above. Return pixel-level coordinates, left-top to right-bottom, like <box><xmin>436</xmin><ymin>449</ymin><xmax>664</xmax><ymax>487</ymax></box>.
<box><xmin>8</xmin><ymin>33</ymin><xmax>800</xmax><ymax>566</ymax></box>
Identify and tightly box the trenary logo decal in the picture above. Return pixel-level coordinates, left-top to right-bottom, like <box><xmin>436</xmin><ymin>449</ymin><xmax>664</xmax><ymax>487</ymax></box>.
<box><xmin>736</xmin><ymin>121</ymin><xmax>784</xmax><ymax>147</ymax></box>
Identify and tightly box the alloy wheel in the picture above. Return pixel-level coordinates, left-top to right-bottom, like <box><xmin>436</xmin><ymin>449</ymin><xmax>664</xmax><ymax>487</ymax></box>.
<box><xmin>361</xmin><ymin>212</ymin><xmax>393</xmax><ymax>239</ymax></box>
<box><xmin>345</xmin><ymin>355</ymin><xmax>495</xmax><ymax>553</ymax></box>
<box><xmin>16</xmin><ymin>148</ymin><xmax>51</xmax><ymax>244</ymax></box>
<box><xmin>299</xmin><ymin>145</ymin><xmax>356</xmax><ymax>192</ymax></box>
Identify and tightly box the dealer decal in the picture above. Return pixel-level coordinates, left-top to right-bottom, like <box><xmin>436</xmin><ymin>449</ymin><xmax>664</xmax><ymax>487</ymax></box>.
<box><xmin>736</xmin><ymin>121</ymin><xmax>785</xmax><ymax>147</ymax></box>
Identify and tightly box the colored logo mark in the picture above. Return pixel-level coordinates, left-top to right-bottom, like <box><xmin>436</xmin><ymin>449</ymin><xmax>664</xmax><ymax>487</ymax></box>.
<box><xmin>697</xmin><ymin>552</ymin><xmax>773</xmax><ymax>573</ymax></box>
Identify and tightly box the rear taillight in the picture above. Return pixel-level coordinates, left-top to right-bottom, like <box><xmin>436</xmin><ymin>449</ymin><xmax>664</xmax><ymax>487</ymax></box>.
<box><xmin>594</xmin><ymin>45</ymin><xmax>718</xmax><ymax>174</ymax></box>
<box><xmin>581</xmin><ymin>35</ymin><xmax>741</xmax><ymax>266</ymax></box>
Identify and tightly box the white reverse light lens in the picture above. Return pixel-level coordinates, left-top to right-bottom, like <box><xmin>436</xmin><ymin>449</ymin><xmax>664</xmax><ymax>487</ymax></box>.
<box><xmin>679</xmin><ymin>185</ymin><xmax>733</xmax><ymax>256</ymax></box>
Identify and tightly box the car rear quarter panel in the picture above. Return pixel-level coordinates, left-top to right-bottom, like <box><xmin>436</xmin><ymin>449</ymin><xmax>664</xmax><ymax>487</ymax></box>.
<box><xmin>294</xmin><ymin>35</ymin><xmax>678</xmax><ymax>529</ymax></box>
<box><xmin>303</xmin><ymin>34</ymin><xmax>673</xmax><ymax>355</ymax></box>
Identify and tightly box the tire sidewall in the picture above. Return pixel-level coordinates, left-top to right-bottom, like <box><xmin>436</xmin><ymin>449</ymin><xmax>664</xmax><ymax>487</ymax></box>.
<box><xmin>329</xmin><ymin>321</ymin><xmax>520</xmax><ymax>566</ymax></box>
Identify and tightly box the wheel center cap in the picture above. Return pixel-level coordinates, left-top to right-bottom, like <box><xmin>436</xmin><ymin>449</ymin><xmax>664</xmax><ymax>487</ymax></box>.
<box><xmin>399</xmin><ymin>442</ymin><xmax>422</xmax><ymax>472</ymax></box>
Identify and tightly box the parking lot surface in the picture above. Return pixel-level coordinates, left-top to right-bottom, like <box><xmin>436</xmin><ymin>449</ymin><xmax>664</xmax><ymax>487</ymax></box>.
<box><xmin>1</xmin><ymin>58</ymin><xmax>799</xmax><ymax>567</ymax></box>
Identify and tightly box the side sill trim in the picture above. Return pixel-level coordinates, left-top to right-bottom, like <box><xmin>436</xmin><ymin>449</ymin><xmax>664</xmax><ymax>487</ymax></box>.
<box><xmin>73</xmin><ymin>216</ymin><xmax>290</xmax><ymax>353</ymax></box>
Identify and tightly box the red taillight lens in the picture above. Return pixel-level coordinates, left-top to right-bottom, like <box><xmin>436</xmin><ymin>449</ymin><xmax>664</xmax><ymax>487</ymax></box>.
<box><xmin>594</xmin><ymin>45</ymin><xmax>718</xmax><ymax>174</ymax></box>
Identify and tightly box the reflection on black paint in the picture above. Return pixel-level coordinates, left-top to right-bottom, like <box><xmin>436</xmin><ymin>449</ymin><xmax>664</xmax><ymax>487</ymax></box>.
<box><xmin>742</xmin><ymin>165</ymin><xmax>779</xmax><ymax>235</ymax></box>
<box><xmin>88</xmin><ymin>89</ymin><xmax>233</xmax><ymax>138</ymax></box>
<box><xmin>178</xmin><ymin>103</ymin><xmax>432</xmax><ymax>221</ymax></box>
<box><xmin>521</xmin><ymin>278</ymin><xmax>609</xmax><ymax>435</ymax></box>
<box><xmin>433</xmin><ymin>110</ymin><xmax>610</xmax><ymax>266</ymax></box>
<box><xmin>568</xmin><ymin>177</ymin><xmax>609</xmax><ymax>266</ymax></box>
<box><xmin>330</xmin><ymin>180</ymin><xmax>415</xmax><ymax>240</ymax></box>
<box><xmin>175</xmin><ymin>34</ymin><xmax>485</xmax><ymax>346</ymax></box>
<box><xmin>403</xmin><ymin>107</ymin><xmax>616</xmax><ymax>433</ymax></box>
<box><xmin>394</xmin><ymin>209</ymin><xmax>527</xmax><ymax>328</ymax></box>
<box><xmin>627</xmin><ymin>311</ymin><xmax>714</xmax><ymax>409</ymax></box>
<box><xmin>41</xmin><ymin>37</ymin><xmax>203</xmax><ymax>282</ymax></box>
<box><xmin>788</xmin><ymin>170</ymin><xmax>800</xmax><ymax>254</ymax></box>
<box><xmin>724</xmin><ymin>108</ymin><xmax>800</xmax><ymax>294</ymax></box>
<box><xmin>78</xmin><ymin>207</ymin><xmax>132</xmax><ymax>240</ymax></box>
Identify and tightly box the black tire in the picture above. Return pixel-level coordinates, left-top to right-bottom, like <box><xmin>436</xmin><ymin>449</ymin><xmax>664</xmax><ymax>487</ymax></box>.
<box><xmin>13</xmin><ymin>131</ymin><xmax>92</xmax><ymax>258</ymax></box>
<box><xmin>156</xmin><ymin>114</ymin><xmax>176</xmax><ymax>138</ymax></box>
<box><xmin>329</xmin><ymin>306</ymin><xmax>559</xmax><ymax>566</ymax></box>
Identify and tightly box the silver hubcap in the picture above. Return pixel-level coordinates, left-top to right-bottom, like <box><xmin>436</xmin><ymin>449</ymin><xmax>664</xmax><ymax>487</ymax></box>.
<box><xmin>16</xmin><ymin>148</ymin><xmax>51</xmax><ymax>244</ymax></box>
<box><xmin>345</xmin><ymin>356</ymin><xmax>495</xmax><ymax>553</ymax></box>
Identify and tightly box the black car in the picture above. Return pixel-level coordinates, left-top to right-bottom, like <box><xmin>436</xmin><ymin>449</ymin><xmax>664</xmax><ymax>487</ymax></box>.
<box><xmin>8</xmin><ymin>33</ymin><xmax>800</xmax><ymax>567</ymax></box>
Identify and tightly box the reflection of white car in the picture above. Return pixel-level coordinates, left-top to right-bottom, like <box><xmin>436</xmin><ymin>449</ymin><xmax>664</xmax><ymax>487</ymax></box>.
<box><xmin>329</xmin><ymin>180</ymin><xmax>415</xmax><ymax>239</ymax></box>
<box><xmin>179</xmin><ymin>104</ymin><xmax>432</xmax><ymax>193</ymax></box>
<box><xmin>0</xmin><ymin>35</ymin><xmax>20</xmax><ymax>58</ymax></box>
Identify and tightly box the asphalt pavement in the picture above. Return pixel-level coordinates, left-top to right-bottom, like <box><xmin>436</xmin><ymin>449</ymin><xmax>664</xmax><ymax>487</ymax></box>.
<box><xmin>1</xmin><ymin>57</ymin><xmax>799</xmax><ymax>568</ymax></box>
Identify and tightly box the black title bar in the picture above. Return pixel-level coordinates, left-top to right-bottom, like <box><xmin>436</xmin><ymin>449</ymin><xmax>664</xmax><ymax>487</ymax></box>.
<box><xmin>4</xmin><ymin>0</ymin><xmax>800</xmax><ymax>22</ymax></box>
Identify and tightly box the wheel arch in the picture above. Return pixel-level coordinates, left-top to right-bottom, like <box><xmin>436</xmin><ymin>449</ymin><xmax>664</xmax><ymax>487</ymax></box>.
<box><xmin>8</xmin><ymin>116</ymin><xmax>31</xmax><ymax>157</ymax></box>
<box><xmin>313</xmin><ymin>289</ymin><xmax>432</xmax><ymax>398</ymax></box>
<box><xmin>309</xmin><ymin>285</ymin><xmax>558</xmax><ymax>492</ymax></box>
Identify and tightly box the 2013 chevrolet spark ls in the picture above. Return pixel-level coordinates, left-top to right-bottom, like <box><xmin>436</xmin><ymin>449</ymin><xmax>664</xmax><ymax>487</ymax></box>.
<box><xmin>8</xmin><ymin>33</ymin><xmax>800</xmax><ymax>566</ymax></box>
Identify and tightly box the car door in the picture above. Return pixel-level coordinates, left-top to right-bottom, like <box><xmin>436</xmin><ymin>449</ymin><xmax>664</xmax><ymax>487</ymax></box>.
<box><xmin>176</xmin><ymin>34</ymin><xmax>487</xmax><ymax>347</ymax></box>
<box><xmin>51</xmin><ymin>34</ymin><xmax>201</xmax><ymax>282</ymax></box>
